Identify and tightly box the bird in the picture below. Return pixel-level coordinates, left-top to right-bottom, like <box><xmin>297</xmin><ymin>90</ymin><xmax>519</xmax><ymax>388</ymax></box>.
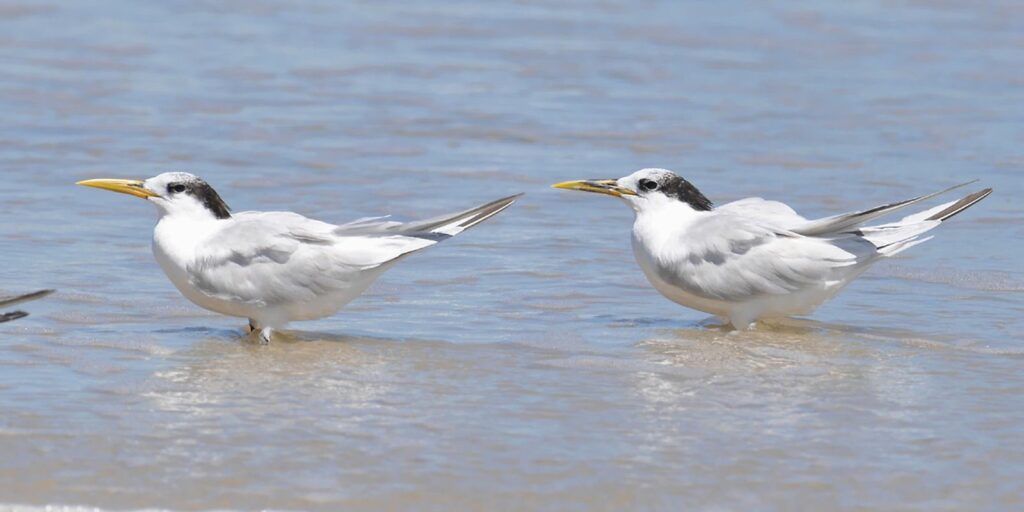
<box><xmin>78</xmin><ymin>172</ymin><xmax>521</xmax><ymax>342</ymax></box>
<box><xmin>553</xmin><ymin>168</ymin><xmax>992</xmax><ymax>329</ymax></box>
<box><xmin>0</xmin><ymin>289</ymin><xmax>54</xmax><ymax>323</ymax></box>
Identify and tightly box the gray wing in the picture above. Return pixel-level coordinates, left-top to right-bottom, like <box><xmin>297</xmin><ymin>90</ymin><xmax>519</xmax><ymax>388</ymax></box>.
<box><xmin>664</xmin><ymin>215</ymin><xmax>872</xmax><ymax>302</ymax></box>
<box><xmin>188</xmin><ymin>195</ymin><xmax>521</xmax><ymax>305</ymax></box>
<box><xmin>681</xmin><ymin>182</ymin><xmax>990</xmax><ymax>301</ymax></box>
<box><xmin>717</xmin><ymin>197</ymin><xmax>808</xmax><ymax>228</ymax></box>
<box><xmin>334</xmin><ymin>193</ymin><xmax>522</xmax><ymax>240</ymax></box>
<box><xmin>187</xmin><ymin>212</ymin><xmax>435</xmax><ymax>305</ymax></box>
<box><xmin>792</xmin><ymin>181</ymin><xmax>977</xmax><ymax>236</ymax></box>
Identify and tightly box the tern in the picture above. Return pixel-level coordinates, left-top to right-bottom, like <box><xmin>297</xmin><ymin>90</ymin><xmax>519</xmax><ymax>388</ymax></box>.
<box><xmin>79</xmin><ymin>172</ymin><xmax>520</xmax><ymax>342</ymax></box>
<box><xmin>553</xmin><ymin>168</ymin><xmax>992</xmax><ymax>329</ymax></box>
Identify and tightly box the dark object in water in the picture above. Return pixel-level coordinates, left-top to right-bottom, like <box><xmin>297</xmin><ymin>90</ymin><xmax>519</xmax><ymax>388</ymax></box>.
<box><xmin>0</xmin><ymin>289</ymin><xmax>54</xmax><ymax>323</ymax></box>
<box><xmin>0</xmin><ymin>311</ymin><xmax>28</xmax><ymax>323</ymax></box>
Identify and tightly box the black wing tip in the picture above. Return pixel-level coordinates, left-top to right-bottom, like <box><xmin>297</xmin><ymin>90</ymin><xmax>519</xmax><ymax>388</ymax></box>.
<box><xmin>0</xmin><ymin>311</ymin><xmax>29</xmax><ymax>323</ymax></box>
<box><xmin>494</xmin><ymin>192</ymin><xmax>525</xmax><ymax>209</ymax></box>
<box><xmin>470</xmin><ymin>193</ymin><xmax>524</xmax><ymax>212</ymax></box>
<box><xmin>473</xmin><ymin>192</ymin><xmax>525</xmax><ymax>217</ymax></box>
<box><xmin>495</xmin><ymin>192</ymin><xmax>525</xmax><ymax>203</ymax></box>
<box><xmin>928</xmin><ymin>187</ymin><xmax>993</xmax><ymax>222</ymax></box>
<box><xmin>457</xmin><ymin>193</ymin><xmax>523</xmax><ymax>229</ymax></box>
<box><xmin>0</xmin><ymin>289</ymin><xmax>55</xmax><ymax>308</ymax></box>
<box><xmin>23</xmin><ymin>289</ymin><xmax>56</xmax><ymax>301</ymax></box>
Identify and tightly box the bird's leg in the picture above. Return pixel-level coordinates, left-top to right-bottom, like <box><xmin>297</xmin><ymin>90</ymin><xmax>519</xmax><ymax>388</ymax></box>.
<box><xmin>245</xmin><ymin>318</ymin><xmax>272</xmax><ymax>343</ymax></box>
<box><xmin>258</xmin><ymin>327</ymin><xmax>274</xmax><ymax>344</ymax></box>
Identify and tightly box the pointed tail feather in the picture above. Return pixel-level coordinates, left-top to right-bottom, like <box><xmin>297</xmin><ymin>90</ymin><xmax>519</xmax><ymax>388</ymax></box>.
<box><xmin>854</xmin><ymin>188</ymin><xmax>992</xmax><ymax>255</ymax></box>
<box><xmin>794</xmin><ymin>180</ymin><xmax>978</xmax><ymax>236</ymax></box>
<box><xmin>876</xmin><ymin>235</ymin><xmax>934</xmax><ymax>256</ymax></box>
<box><xmin>326</xmin><ymin>194</ymin><xmax>522</xmax><ymax>268</ymax></box>
<box><xmin>400</xmin><ymin>193</ymin><xmax>523</xmax><ymax>239</ymax></box>
<box><xmin>926</xmin><ymin>188</ymin><xmax>992</xmax><ymax>221</ymax></box>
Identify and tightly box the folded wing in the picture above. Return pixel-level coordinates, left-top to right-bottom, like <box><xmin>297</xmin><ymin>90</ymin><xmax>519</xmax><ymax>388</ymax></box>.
<box><xmin>187</xmin><ymin>195</ymin><xmax>521</xmax><ymax>306</ymax></box>
<box><xmin>667</xmin><ymin>215</ymin><xmax>870</xmax><ymax>302</ymax></box>
<box><xmin>681</xmin><ymin>182</ymin><xmax>993</xmax><ymax>302</ymax></box>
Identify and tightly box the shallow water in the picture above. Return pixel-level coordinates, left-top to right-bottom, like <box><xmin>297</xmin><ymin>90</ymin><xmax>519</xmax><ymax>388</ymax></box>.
<box><xmin>1</xmin><ymin>1</ymin><xmax>1023</xmax><ymax>510</ymax></box>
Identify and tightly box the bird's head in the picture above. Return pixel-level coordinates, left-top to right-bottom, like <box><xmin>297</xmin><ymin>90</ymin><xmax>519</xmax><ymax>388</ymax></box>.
<box><xmin>552</xmin><ymin>168</ymin><xmax>713</xmax><ymax>213</ymax></box>
<box><xmin>77</xmin><ymin>172</ymin><xmax>232</xmax><ymax>220</ymax></box>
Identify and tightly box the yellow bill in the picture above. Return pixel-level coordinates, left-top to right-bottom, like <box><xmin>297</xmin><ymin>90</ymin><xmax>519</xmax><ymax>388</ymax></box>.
<box><xmin>76</xmin><ymin>179</ymin><xmax>159</xmax><ymax>199</ymax></box>
<box><xmin>551</xmin><ymin>179</ymin><xmax>637</xmax><ymax>197</ymax></box>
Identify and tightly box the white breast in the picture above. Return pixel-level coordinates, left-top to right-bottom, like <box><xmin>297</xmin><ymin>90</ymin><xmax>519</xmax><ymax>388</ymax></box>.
<box><xmin>630</xmin><ymin>228</ymin><xmax>731</xmax><ymax>318</ymax></box>
<box><xmin>152</xmin><ymin>216</ymin><xmax>256</xmax><ymax>319</ymax></box>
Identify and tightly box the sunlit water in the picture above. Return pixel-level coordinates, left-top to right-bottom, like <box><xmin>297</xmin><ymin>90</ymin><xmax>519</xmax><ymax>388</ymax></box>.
<box><xmin>1</xmin><ymin>1</ymin><xmax>1023</xmax><ymax>510</ymax></box>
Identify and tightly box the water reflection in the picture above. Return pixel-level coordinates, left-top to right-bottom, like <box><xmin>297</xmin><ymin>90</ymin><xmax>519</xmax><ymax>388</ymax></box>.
<box><xmin>143</xmin><ymin>330</ymin><xmax>420</xmax><ymax>419</ymax></box>
<box><xmin>637</xmin><ymin>319</ymin><xmax>821</xmax><ymax>370</ymax></box>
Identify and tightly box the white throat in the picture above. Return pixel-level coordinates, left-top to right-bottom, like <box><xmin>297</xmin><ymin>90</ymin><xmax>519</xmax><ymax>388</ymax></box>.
<box><xmin>631</xmin><ymin>199</ymin><xmax>709</xmax><ymax>257</ymax></box>
<box><xmin>151</xmin><ymin>208</ymin><xmax>224</xmax><ymax>284</ymax></box>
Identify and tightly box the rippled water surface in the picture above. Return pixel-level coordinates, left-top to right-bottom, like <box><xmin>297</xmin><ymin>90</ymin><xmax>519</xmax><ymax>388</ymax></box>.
<box><xmin>2</xmin><ymin>1</ymin><xmax>1023</xmax><ymax>510</ymax></box>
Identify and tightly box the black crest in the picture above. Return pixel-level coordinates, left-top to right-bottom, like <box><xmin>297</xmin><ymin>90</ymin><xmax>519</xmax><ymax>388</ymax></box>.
<box><xmin>167</xmin><ymin>177</ymin><xmax>232</xmax><ymax>219</ymax></box>
<box><xmin>641</xmin><ymin>173</ymin><xmax>713</xmax><ymax>211</ymax></box>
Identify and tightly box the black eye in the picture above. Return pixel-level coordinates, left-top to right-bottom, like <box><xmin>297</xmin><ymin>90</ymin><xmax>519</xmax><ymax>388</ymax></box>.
<box><xmin>639</xmin><ymin>179</ymin><xmax>658</xmax><ymax>191</ymax></box>
<box><xmin>168</xmin><ymin>183</ymin><xmax>187</xmax><ymax>194</ymax></box>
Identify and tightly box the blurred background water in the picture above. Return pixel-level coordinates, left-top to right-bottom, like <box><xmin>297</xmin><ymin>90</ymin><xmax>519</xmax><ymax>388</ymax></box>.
<box><xmin>1</xmin><ymin>1</ymin><xmax>1022</xmax><ymax>510</ymax></box>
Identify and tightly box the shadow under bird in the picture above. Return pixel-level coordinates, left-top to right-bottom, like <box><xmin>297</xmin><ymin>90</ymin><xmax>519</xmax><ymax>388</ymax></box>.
<box><xmin>553</xmin><ymin>168</ymin><xmax>992</xmax><ymax>329</ymax></box>
<box><xmin>78</xmin><ymin>173</ymin><xmax>521</xmax><ymax>342</ymax></box>
<box><xmin>0</xmin><ymin>289</ymin><xmax>54</xmax><ymax>323</ymax></box>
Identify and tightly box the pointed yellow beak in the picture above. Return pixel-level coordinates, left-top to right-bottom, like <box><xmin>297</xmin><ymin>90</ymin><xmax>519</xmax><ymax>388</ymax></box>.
<box><xmin>551</xmin><ymin>179</ymin><xmax>637</xmax><ymax>197</ymax></box>
<box><xmin>76</xmin><ymin>179</ymin><xmax>159</xmax><ymax>199</ymax></box>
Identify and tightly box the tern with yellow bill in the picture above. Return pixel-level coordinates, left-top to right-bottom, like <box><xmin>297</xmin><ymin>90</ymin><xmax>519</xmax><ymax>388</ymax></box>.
<box><xmin>554</xmin><ymin>168</ymin><xmax>992</xmax><ymax>328</ymax></box>
<box><xmin>79</xmin><ymin>172</ymin><xmax>521</xmax><ymax>342</ymax></box>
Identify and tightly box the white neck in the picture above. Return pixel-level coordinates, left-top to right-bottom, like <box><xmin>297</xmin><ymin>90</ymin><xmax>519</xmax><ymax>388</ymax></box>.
<box><xmin>152</xmin><ymin>211</ymin><xmax>224</xmax><ymax>271</ymax></box>
<box><xmin>631</xmin><ymin>200</ymin><xmax>708</xmax><ymax>257</ymax></box>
